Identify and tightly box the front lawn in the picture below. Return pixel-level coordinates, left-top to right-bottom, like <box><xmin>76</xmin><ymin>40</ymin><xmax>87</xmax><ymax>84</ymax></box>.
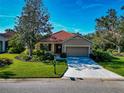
<box><xmin>98</xmin><ymin>56</ymin><xmax>124</xmax><ymax>76</ymax></box>
<box><xmin>0</xmin><ymin>54</ymin><xmax>67</xmax><ymax>78</ymax></box>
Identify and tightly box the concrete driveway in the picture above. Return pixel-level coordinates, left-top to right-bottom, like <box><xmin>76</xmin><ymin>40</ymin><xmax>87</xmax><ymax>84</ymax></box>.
<box><xmin>63</xmin><ymin>57</ymin><xmax>123</xmax><ymax>79</ymax></box>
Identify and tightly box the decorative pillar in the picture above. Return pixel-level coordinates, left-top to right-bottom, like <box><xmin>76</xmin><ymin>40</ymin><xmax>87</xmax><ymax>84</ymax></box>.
<box><xmin>51</xmin><ymin>44</ymin><xmax>55</xmax><ymax>53</ymax></box>
<box><xmin>2</xmin><ymin>41</ymin><xmax>5</xmax><ymax>52</ymax></box>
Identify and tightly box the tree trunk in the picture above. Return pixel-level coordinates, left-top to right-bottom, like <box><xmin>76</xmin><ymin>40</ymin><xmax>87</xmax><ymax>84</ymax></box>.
<box><xmin>28</xmin><ymin>48</ymin><xmax>32</xmax><ymax>58</ymax></box>
<box><xmin>117</xmin><ymin>46</ymin><xmax>121</xmax><ymax>53</ymax></box>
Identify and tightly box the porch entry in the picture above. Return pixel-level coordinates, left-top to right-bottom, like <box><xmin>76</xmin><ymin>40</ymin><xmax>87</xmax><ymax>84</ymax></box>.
<box><xmin>54</xmin><ymin>44</ymin><xmax>62</xmax><ymax>54</ymax></box>
<box><xmin>41</xmin><ymin>43</ymin><xmax>62</xmax><ymax>54</ymax></box>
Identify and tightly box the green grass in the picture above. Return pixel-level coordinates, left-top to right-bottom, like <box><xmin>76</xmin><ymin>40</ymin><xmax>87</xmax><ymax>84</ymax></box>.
<box><xmin>98</xmin><ymin>56</ymin><xmax>124</xmax><ymax>76</ymax></box>
<box><xmin>0</xmin><ymin>53</ymin><xmax>67</xmax><ymax>78</ymax></box>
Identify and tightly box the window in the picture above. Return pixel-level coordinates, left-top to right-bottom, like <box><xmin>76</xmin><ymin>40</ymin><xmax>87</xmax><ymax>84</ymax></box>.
<box><xmin>48</xmin><ymin>44</ymin><xmax>51</xmax><ymax>51</ymax></box>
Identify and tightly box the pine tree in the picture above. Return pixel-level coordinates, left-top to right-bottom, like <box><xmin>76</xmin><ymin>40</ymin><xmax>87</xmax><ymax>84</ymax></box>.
<box><xmin>15</xmin><ymin>0</ymin><xmax>53</xmax><ymax>57</ymax></box>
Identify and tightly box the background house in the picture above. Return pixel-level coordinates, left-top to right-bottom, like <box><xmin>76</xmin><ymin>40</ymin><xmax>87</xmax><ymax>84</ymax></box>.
<box><xmin>0</xmin><ymin>32</ymin><xmax>14</xmax><ymax>53</ymax></box>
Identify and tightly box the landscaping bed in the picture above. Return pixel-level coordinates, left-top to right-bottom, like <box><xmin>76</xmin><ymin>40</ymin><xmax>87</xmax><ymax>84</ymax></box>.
<box><xmin>0</xmin><ymin>54</ymin><xmax>67</xmax><ymax>78</ymax></box>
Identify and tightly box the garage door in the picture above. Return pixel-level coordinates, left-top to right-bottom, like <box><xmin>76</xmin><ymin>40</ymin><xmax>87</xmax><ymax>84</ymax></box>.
<box><xmin>66</xmin><ymin>47</ymin><xmax>89</xmax><ymax>57</ymax></box>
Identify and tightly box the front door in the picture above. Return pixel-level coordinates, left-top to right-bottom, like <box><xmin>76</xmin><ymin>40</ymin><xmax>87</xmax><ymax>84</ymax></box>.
<box><xmin>55</xmin><ymin>44</ymin><xmax>62</xmax><ymax>54</ymax></box>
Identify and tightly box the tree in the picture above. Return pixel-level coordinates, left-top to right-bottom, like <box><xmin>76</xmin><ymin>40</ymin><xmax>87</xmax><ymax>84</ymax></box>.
<box><xmin>5</xmin><ymin>29</ymin><xmax>15</xmax><ymax>33</ymax></box>
<box><xmin>95</xmin><ymin>9</ymin><xmax>123</xmax><ymax>53</ymax></box>
<box><xmin>121</xmin><ymin>6</ymin><xmax>124</xmax><ymax>10</ymax></box>
<box><xmin>8</xmin><ymin>34</ymin><xmax>25</xmax><ymax>53</ymax></box>
<box><xmin>15</xmin><ymin>0</ymin><xmax>53</xmax><ymax>57</ymax></box>
<box><xmin>96</xmin><ymin>9</ymin><xmax>118</xmax><ymax>31</ymax></box>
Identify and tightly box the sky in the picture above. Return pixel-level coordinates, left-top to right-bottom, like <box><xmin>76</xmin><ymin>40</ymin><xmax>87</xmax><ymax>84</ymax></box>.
<box><xmin>0</xmin><ymin>0</ymin><xmax>124</xmax><ymax>34</ymax></box>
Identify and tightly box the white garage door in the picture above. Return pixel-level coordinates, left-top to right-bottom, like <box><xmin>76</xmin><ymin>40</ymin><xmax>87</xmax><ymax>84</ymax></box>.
<box><xmin>66</xmin><ymin>47</ymin><xmax>89</xmax><ymax>57</ymax></box>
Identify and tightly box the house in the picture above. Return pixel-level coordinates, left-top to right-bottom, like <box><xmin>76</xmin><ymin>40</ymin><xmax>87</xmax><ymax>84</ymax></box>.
<box><xmin>40</xmin><ymin>30</ymin><xmax>92</xmax><ymax>57</ymax></box>
<box><xmin>0</xmin><ymin>31</ymin><xmax>14</xmax><ymax>53</ymax></box>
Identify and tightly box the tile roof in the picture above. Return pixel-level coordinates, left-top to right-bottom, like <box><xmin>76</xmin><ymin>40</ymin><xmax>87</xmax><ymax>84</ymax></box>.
<box><xmin>41</xmin><ymin>30</ymin><xmax>75</xmax><ymax>42</ymax></box>
<box><xmin>0</xmin><ymin>31</ymin><xmax>15</xmax><ymax>39</ymax></box>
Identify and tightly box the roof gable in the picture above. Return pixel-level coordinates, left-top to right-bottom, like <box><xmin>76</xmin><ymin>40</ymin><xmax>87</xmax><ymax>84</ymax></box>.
<box><xmin>63</xmin><ymin>35</ymin><xmax>92</xmax><ymax>44</ymax></box>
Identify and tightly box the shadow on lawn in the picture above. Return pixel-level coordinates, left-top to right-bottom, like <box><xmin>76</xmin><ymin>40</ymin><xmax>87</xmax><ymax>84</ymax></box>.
<box><xmin>0</xmin><ymin>71</ymin><xmax>16</xmax><ymax>79</ymax></box>
<box><xmin>108</xmin><ymin>61</ymin><xmax>124</xmax><ymax>69</ymax></box>
<box><xmin>100</xmin><ymin>57</ymin><xmax>124</xmax><ymax>69</ymax></box>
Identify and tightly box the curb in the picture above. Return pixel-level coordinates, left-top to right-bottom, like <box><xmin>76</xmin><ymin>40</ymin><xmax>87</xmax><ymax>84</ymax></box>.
<box><xmin>0</xmin><ymin>77</ymin><xmax>124</xmax><ymax>83</ymax></box>
<box><xmin>62</xmin><ymin>76</ymin><xmax>124</xmax><ymax>81</ymax></box>
<box><xmin>0</xmin><ymin>78</ymin><xmax>62</xmax><ymax>83</ymax></box>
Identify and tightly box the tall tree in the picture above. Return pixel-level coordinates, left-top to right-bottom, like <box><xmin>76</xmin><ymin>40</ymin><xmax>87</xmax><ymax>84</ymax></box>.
<box><xmin>15</xmin><ymin>0</ymin><xmax>53</xmax><ymax>57</ymax></box>
<box><xmin>5</xmin><ymin>29</ymin><xmax>15</xmax><ymax>33</ymax></box>
<box><xmin>96</xmin><ymin>9</ymin><xmax>123</xmax><ymax>53</ymax></box>
<box><xmin>121</xmin><ymin>6</ymin><xmax>124</xmax><ymax>10</ymax></box>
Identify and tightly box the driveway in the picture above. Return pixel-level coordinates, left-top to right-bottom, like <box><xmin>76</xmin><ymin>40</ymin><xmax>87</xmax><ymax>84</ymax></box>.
<box><xmin>63</xmin><ymin>57</ymin><xmax>123</xmax><ymax>79</ymax></box>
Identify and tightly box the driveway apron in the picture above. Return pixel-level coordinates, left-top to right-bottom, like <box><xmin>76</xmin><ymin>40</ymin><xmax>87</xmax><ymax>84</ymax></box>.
<box><xmin>63</xmin><ymin>57</ymin><xmax>123</xmax><ymax>79</ymax></box>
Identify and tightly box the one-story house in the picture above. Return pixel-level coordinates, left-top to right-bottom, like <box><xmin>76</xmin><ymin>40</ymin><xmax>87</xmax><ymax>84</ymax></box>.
<box><xmin>40</xmin><ymin>30</ymin><xmax>92</xmax><ymax>57</ymax></box>
<box><xmin>0</xmin><ymin>32</ymin><xmax>14</xmax><ymax>53</ymax></box>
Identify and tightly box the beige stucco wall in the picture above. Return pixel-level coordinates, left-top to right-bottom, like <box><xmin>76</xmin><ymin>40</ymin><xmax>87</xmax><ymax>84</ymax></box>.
<box><xmin>62</xmin><ymin>36</ymin><xmax>92</xmax><ymax>53</ymax></box>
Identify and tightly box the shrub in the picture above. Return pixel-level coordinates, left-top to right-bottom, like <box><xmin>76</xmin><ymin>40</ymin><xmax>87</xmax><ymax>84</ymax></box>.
<box><xmin>19</xmin><ymin>53</ymin><xmax>30</xmax><ymax>61</ymax></box>
<box><xmin>33</xmin><ymin>50</ymin><xmax>44</xmax><ymax>56</ymax></box>
<box><xmin>8</xmin><ymin>35</ymin><xmax>25</xmax><ymax>53</ymax></box>
<box><xmin>35</xmin><ymin>42</ymin><xmax>42</xmax><ymax>50</ymax></box>
<box><xmin>31</xmin><ymin>55</ymin><xmax>43</xmax><ymax>62</ymax></box>
<box><xmin>112</xmin><ymin>51</ymin><xmax>124</xmax><ymax>56</ymax></box>
<box><xmin>60</xmin><ymin>53</ymin><xmax>67</xmax><ymax>58</ymax></box>
<box><xmin>19</xmin><ymin>49</ymin><xmax>54</xmax><ymax>62</ymax></box>
<box><xmin>0</xmin><ymin>58</ymin><xmax>13</xmax><ymax>67</ymax></box>
<box><xmin>30</xmin><ymin>50</ymin><xmax>45</xmax><ymax>61</ymax></box>
<box><xmin>23</xmin><ymin>49</ymin><xmax>29</xmax><ymax>55</ymax></box>
<box><xmin>8</xmin><ymin>47</ymin><xmax>25</xmax><ymax>54</ymax></box>
<box><xmin>107</xmin><ymin>49</ymin><xmax>114</xmax><ymax>53</ymax></box>
<box><xmin>90</xmin><ymin>49</ymin><xmax>113</xmax><ymax>62</ymax></box>
<box><xmin>35</xmin><ymin>43</ymin><xmax>48</xmax><ymax>51</ymax></box>
<box><xmin>43</xmin><ymin>52</ymin><xmax>54</xmax><ymax>61</ymax></box>
<box><xmin>8</xmin><ymin>47</ymin><xmax>16</xmax><ymax>53</ymax></box>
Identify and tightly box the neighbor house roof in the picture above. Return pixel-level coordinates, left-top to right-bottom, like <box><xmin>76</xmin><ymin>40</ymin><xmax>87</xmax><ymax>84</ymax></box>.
<box><xmin>0</xmin><ymin>31</ymin><xmax>15</xmax><ymax>39</ymax></box>
<box><xmin>41</xmin><ymin>30</ymin><xmax>75</xmax><ymax>42</ymax></box>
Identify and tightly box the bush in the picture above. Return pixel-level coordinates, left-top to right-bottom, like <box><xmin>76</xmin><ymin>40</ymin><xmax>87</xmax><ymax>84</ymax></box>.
<box><xmin>30</xmin><ymin>50</ymin><xmax>44</xmax><ymax>61</ymax></box>
<box><xmin>0</xmin><ymin>58</ymin><xmax>13</xmax><ymax>67</ymax></box>
<box><xmin>112</xmin><ymin>51</ymin><xmax>124</xmax><ymax>56</ymax></box>
<box><xmin>35</xmin><ymin>42</ymin><xmax>42</xmax><ymax>50</ymax></box>
<box><xmin>33</xmin><ymin>50</ymin><xmax>44</xmax><ymax>56</ymax></box>
<box><xmin>8</xmin><ymin>47</ymin><xmax>16</xmax><ymax>53</ymax></box>
<box><xmin>8</xmin><ymin>35</ymin><xmax>25</xmax><ymax>53</ymax></box>
<box><xmin>23</xmin><ymin>49</ymin><xmax>29</xmax><ymax>55</ymax></box>
<box><xmin>90</xmin><ymin>49</ymin><xmax>113</xmax><ymax>62</ymax></box>
<box><xmin>19</xmin><ymin>53</ymin><xmax>30</xmax><ymax>61</ymax></box>
<box><xmin>32</xmin><ymin>50</ymin><xmax>54</xmax><ymax>62</ymax></box>
<box><xmin>19</xmin><ymin>49</ymin><xmax>54</xmax><ymax>62</ymax></box>
<box><xmin>60</xmin><ymin>53</ymin><xmax>67</xmax><ymax>58</ymax></box>
<box><xmin>31</xmin><ymin>55</ymin><xmax>43</xmax><ymax>62</ymax></box>
<box><xmin>8</xmin><ymin>47</ymin><xmax>25</xmax><ymax>54</ymax></box>
<box><xmin>43</xmin><ymin>52</ymin><xmax>54</xmax><ymax>61</ymax></box>
<box><xmin>107</xmin><ymin>49</ymin><xmax>114</xmax><ymax>53</ymax></box>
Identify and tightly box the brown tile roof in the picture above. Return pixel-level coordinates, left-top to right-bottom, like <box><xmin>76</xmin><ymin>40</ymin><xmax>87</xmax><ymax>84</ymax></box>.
<box><xmin>0</xmin><ymin>31</ymin><xmax>15</xmax><ymax>39</ymax></box>
<box><xmin>41</xmin><ymin>30</ymin><xmax>75</xmax><ymax>42</ymax></box>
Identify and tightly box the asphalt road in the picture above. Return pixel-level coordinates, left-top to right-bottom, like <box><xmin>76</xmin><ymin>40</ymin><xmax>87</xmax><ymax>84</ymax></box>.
<box><xmin>0</xmin><ymin>79</ymin><xmax>124</xmax><ymax>93</ymax></box>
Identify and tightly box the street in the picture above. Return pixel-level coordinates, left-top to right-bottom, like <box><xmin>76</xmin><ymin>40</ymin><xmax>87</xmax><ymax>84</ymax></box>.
<box><xmin>0</xmin><ymin>79</ymin><xmax>124</xmax><ymax>93</ymax></box>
